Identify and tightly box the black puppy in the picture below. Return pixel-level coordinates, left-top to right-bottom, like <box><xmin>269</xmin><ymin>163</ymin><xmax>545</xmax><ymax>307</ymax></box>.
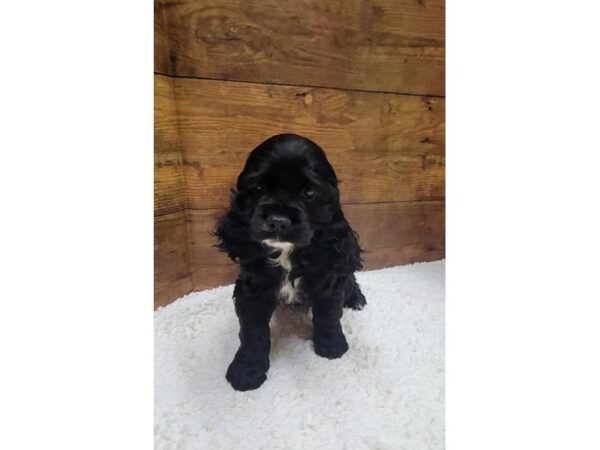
<box><xmin>215</xmin><ymin>134</ymin><xmax>366</xmax><ymax>391</ymax></box>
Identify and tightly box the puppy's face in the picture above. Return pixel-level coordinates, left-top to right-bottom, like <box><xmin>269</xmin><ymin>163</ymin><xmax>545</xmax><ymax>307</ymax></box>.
<box><xmin>235</xmin><ymin>134</ymin><xmax>340</xmax><ymax>248</ymax></box>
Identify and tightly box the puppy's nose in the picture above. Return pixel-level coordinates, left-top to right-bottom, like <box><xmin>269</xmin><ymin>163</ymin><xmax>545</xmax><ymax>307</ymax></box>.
<box><xmin>265</xmin><ymin>214</ymin><xmax>291</xmax><ymax>233</ymax></box>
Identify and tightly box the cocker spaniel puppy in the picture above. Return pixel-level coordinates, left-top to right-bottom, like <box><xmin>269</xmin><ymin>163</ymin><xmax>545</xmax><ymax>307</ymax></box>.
<box><xmin>215</xmin><ymin>134</ymin><xmax>366</xmax><ymax>391</ymax></box>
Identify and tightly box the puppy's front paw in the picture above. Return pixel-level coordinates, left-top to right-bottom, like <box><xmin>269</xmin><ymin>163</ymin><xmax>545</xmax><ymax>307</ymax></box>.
<box><xmin>226</xmin><ymin>351</ymin><xmax>269</xmax><ymax>391</ymax></box>
<box><xmin>314</xmin><ymin>330</ymin><xmax>348</xmax><ymax>359</ymax></box>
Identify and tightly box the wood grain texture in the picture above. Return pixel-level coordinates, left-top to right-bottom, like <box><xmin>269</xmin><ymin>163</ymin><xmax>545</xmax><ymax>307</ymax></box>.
<box><xmin>155</xmin><ymin>211</ymin><xmax>194</xmax><ymax>309</ymax></box>
<box><xmin>185</xmin><ymin>209</ymin><xmax>239</xmax><ymax>291</ymax></box>
<box><xmin>155</xmin><ymin>75</ymin><xmax>186</xmax><ymax>216</ymax></box>
<box><xmin>345</xmin><ymin>201</ymin><xmax>445</xmax><ymax>268</ymax></box>
<box><xmin>154</xmin><ymin>0</ymin><xmax>445</xmax><ymax>307</ymax></box>
<box><xmin>186</xmin><ymin>201</ymin><xmax>445</xmax><ymax>292</ymax></box>
<box><xmin>153</xmin><ymin>74</ymin><xmax>445</xmax><ymax>212</ymax></box>
<box><xmin>155</xmin><ymin>0</ymin><xmax>445</xmax><ymax>96</ymax></box>
<box><xmin>154</xmin><ymin>0</ymin><xmax>171</xmax><ymax>75</ymax></box>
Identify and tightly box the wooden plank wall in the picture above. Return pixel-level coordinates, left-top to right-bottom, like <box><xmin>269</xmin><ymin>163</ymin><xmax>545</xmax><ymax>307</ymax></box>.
<box><xmin>155</xmin><ymin>0</ymin><xmax>445</xmax><ymax>308</ymax></box>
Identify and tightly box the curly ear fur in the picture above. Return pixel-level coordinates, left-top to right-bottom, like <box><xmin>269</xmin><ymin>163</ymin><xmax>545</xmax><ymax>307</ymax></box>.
<box><xmin>214</xmin><ymin>189</ymin><xmax>266</xmax><ymax>264</ymax></box>
<box><xmin>213</xmin><ymin>206</ymin><xmax>258</xmax><ymax>263</ymax></box>
<box><xmin>213</xmin><ymin>210</ymin><xmax>239</xmax><ymax>261</ymax></box>
<box><xmin>329</xmin><ymin>218</ymin><xmax>363</xmax><ymax>273</ymax></box>
<box><xmin>287</xmin><ymin>215</ymin><xmax>363</xmax><ymax>281</ymax></box>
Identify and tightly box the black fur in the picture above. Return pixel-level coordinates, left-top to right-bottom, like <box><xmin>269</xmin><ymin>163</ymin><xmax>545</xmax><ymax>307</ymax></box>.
<box><xmin>214</xmin><ymin>134</ymin><xmax>366</xmax><ymax>391</ymax></box>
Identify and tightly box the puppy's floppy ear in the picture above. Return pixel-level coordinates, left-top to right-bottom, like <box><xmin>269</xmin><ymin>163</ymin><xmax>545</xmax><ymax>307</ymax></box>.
<box><xmin>330</xmin><ymin>218</ymin><xmax>364</xmax><ymax>272</ymax></box>
<box><xmin>213</xmin><ymin>189</ymin><xmax>259</xmax><ymax>262</ymax></box>
<box><xmin>213</xmin><ymin>209</ymin><xmax>239</xmax><ymax>261</ymax></box>
<box><xmin>312</xmin><ymin>148</ymin><xmax>341</xmax><ymax>202</ymax></box>
<box><xmin>323</xmin><ymin>175</ymin><xmax>340</xmax><ymax>200</ymax></box>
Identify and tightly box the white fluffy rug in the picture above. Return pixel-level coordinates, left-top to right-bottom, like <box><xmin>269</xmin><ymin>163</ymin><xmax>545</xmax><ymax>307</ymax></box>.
<box><xmin>155</xmin><ymin>261</ymin><xmax>445</xmax><ymax>450</ymax></box>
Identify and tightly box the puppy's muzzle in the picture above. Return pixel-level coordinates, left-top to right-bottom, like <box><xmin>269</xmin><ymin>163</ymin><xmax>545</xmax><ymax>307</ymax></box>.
<box><xmin>265</xmin><ymin>214</ymin><xmax>291</xmax><ymax>234</ymax></box>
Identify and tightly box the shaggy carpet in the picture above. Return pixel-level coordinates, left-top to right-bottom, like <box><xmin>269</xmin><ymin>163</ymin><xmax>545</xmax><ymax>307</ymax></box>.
<box><xmin>155</xmin><ymin>261</ymin><xmax>445</xmax><ymax>450</ymax></box>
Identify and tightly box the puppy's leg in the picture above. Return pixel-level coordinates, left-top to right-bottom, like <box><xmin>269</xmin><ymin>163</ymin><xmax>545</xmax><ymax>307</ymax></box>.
<box><xmin>226</xmin><ymin>291</ymin><xmax>277</xmax><ymax>391</ymax></box>
<box><xmin>311</xmin><ymin>276</ymin><xmax>349</xmax><ymax>359</ymax></box>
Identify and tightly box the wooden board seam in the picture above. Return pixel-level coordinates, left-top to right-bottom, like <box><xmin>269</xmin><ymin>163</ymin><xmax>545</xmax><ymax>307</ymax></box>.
<box><xmin>155</xmin><ymin>72</ymin><xmax>445</xmax><ymax>100</ymax></box>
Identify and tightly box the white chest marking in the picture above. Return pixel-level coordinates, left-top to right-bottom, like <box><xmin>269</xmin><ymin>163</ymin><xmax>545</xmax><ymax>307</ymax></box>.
<box><xmin>263</xmin><ymin>239</ymin><xmax>302</xmax><ymax>304</ymax></box>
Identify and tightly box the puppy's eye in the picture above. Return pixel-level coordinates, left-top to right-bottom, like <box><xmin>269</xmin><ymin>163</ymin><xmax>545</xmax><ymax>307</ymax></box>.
<box><xmin>301</xmin><ymin>187</ymin><xmax>316</xmax><ymax>199</ymax></box>
<box><xmin>255</xmin><ymin>183</ymin><xmax>265</xmax><ymax>194</ymax></box>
